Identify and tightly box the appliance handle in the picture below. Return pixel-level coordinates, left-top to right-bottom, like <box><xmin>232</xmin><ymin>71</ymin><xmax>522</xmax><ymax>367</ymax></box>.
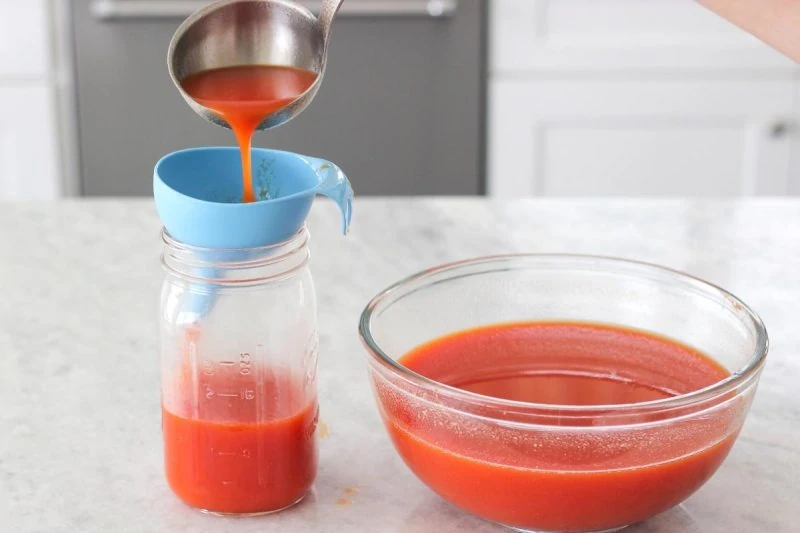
<box><xmin>91</xmin><ymin>0</ymin><xmax>458</xmax><ymax>20</ymax></box>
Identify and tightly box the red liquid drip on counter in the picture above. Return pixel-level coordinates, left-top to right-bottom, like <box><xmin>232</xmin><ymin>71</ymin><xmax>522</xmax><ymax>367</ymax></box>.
<box><xmin>180</xmin><ymin>65</ymin><xmax>318</xmax><ymax>203</ymax></box>
<box><xmin>384</xmin><ymin>322</ymin><xmax>736</xmax><ymax>531</ymax></box>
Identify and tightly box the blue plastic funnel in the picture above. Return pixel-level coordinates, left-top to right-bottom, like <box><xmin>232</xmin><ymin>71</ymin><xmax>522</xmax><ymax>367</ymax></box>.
<box><xmin>154</xmin><ymin>147</ymin><xmax>352</xmax><ymax>248</ymax></box>
<box><xmin>154</xmin><ymin>146</ymin><xmax>353</xmax><ymax>320</ymax></box>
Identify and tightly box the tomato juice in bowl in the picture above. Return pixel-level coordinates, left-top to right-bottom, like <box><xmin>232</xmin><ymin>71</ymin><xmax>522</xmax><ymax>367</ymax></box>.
<box><xmin>359</xmin><ymin>255</ymin><xmax>767</xmax><ymax>533</ymax></box>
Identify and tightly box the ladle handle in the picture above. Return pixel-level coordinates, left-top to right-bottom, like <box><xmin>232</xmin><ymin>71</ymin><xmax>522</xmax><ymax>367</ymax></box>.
<box><xmin>319</xmin><ymin>0</ymin><xmax>345</xmax><ymax>39</ymax></box>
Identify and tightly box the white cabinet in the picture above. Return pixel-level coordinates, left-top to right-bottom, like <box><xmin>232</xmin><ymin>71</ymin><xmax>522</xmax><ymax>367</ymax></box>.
<box><xmin>489</xmin><ymin>80</ymin><xmax>795</xmax><ymax>197</ymax></box>
<box><xmin>491</xmin><ymin>0</ymin><xmax>794</xmax><ymax>72</ymax></box>
<box><xmin>0</xmin><ymin>0</ymin><xmax>49</xmax><ymax>77</ymax></box>
<box><xmin>0</xmin><ymin>86</ymin><xmax>60</xmax><ymax>200</ymax></box>
<box><xmin>489</xmin><ymin>0</ymin><xmax>800</xmax><ymax>197</ymax></box>
<box><xmin>0</xmin><ymin>0</ymin><xmax>67</xmax><ymax>200</ymax></box>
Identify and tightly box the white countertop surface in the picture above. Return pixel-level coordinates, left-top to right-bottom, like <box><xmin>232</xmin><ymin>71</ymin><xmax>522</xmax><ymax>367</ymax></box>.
<box><xmin>1</xmin><ymin>198</ymin><xmax>798</xmax><ymax>533</ymax></box>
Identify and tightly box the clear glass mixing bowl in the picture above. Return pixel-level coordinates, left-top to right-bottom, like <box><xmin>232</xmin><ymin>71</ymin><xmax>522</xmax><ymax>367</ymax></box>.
<box><xmin>360</xmin><ymin>255</ymin><xmax>768</xmax><ymax>533</ymax></box>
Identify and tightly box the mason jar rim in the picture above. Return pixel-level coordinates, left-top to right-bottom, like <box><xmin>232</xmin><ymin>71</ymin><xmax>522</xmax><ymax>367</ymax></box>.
<box><xmin>359</xmin><ymin>254</ymin><xmax>769</xmax><ymax>417</ymax></box>
<box><xmin>161</xmin><ymin>226</ymin><xmax>309</xmax><ymax>255</ymax></box>
<box><xmin>160</xmin><ymin>227</ymin><xmax>310</xmax><ymax>284</ymax></box>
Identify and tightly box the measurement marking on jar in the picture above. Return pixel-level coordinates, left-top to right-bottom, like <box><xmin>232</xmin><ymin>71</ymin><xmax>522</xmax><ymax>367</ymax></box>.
<box><xmin>221</xmin><ymin>481</ymin><xmax>236</xmax><ymax>486</ymax></box>
<box><xmin>216</xmin><ymin>392</ymin><xmax>240</xmax><ymax>398</ymax></box>
<box><xmin>215</xmin><ymin>451</ymin><xmax>239</xmax><ymax>457</ymax></box>
<box><xmin>218</xmin><ymin>361</ymin><xmax>236</xmax><ymax>366</ymax></box>
<box><xmin>239</xmin><ymin>352</ymin><xmax>252</xmax><ymax>375</ymax></box>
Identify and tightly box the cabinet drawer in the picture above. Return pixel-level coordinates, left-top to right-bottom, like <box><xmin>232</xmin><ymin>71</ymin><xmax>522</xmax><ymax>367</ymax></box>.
<box><xmin>0</xmin><ymin>86</ymin><xmax>60</xmax><ymax>199</ymax></box>
<box><xmin>489</xmin><ymin>79</ymin><xmax>795</xmax><ymax>197</ymax></box>
<box><xmin>491</xmin><ymin>0</ymin><xmax>794</xmax><ymax>73</ymax></box>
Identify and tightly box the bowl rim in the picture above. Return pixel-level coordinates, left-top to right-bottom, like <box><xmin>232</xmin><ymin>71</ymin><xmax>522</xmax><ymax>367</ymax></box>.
<box><xmin>358</xmin><ymin>253</ymin><xmax>769</xmax><ymax>415</ymax></box>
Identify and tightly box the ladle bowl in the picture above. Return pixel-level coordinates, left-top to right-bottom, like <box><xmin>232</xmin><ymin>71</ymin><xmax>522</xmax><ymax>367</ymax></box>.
<box><xmin>168</xmin><ymin>0</ymin><xmax>343</xmax><ymax>131</ymax></box>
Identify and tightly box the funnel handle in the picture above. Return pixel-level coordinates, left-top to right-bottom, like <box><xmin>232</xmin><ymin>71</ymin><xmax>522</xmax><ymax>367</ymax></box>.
<box><xmin>307</xmin><ymin>157</ymin><xmax>353</xmax><ymax>235</ymax></box>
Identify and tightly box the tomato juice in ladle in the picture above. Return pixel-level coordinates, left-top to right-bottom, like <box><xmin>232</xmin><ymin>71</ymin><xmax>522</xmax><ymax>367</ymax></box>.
<box><xmin>167</xmin><ymin>0</ymin><xmax>343</xmax><ymax>203</ymax></box>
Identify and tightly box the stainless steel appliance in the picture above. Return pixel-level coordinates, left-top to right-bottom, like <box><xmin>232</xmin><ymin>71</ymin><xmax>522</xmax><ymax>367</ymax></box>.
<box><xmin>71</xmin><ymin>0</ymin><xmax>486</xmax><ymax>196</ymax></box>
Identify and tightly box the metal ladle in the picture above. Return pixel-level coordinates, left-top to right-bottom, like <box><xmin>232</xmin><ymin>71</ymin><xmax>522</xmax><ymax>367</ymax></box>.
<box><xmin>167</xmin><ymin>0</ymin><xmax>344</xmax><ymax>131</ymax></box>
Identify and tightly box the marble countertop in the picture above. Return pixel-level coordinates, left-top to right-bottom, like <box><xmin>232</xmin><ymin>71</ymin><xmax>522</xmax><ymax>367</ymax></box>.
<box><xmin>1</xmin><ymin>198</ymin><xmax>798</xmax><ymax>533</ymax></box>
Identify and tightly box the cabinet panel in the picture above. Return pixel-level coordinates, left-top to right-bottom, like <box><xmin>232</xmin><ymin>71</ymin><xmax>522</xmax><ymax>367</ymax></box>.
<box><xmin>0</xmin><ymin>0</ymin><xmax>49</xmax><ymax>77</ymax></box>
<box><xmin>489</xmin><ymin>80</ymin><xmax>794</xmax><ymax>197</ymax></box>
<box><xmin>0</xmin><ymin>86</ymin><xmax>60</xmax><ymax>199</ymax></box>
<box><xmin>542</xmin><ymin>125</ymin><xmax>745</xmax><ymax>196</ymax></box>
<box><xmin>792</xmin><ymin>82</ymin><xmax>800</xmax><ymax>196</ymax></box>
<box><xmin>491</xmin><ymin>0</ymin><xmax>795</xmax><ymax>72</ymax></box>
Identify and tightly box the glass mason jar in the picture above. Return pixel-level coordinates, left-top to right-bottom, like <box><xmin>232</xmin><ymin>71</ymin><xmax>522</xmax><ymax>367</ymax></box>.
<box><xmin>159</xmin><ymin>227</ymin><xmax>319</xmax><ymax>516</ymax></box>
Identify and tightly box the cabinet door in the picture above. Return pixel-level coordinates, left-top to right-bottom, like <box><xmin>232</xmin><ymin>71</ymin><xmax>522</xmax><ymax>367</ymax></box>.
<box><xmin>489</xmin><ymin>80</ymin><xmax>794</xmax><ymax>197</ymax></box>
<box><xmin>491</xmin><ymin>0</ymin><xmax>794</xmax><ymax>72</ymax></box>
<box><xmin>0</xmin><ymin>86</ymin><xmax>60</xmax><ymax>199</ymax></box>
